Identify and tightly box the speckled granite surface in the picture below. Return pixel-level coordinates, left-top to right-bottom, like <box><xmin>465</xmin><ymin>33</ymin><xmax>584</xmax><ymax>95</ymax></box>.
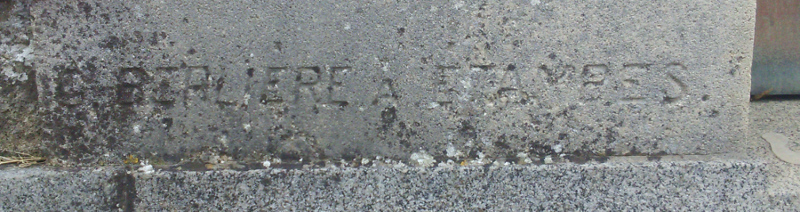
<box><xmin>0</xmin><ymin>160</ymin><xmax>774</xmax><ymax>211</ymax></box>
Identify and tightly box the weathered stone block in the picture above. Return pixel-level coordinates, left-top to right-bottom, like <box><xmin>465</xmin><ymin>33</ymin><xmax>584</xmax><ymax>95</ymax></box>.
<box><xmin>0</xmin><ymin>1</ymin><xmax>40</xmax><ymax>155</ymax></box>
<box><xmin>30</xmin><ymin>0</ymin><xmax>755</xmax><ymax>164</ymax></box>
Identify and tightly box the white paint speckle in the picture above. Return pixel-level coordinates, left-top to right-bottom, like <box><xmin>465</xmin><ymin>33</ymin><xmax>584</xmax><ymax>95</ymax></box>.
<box><xmin>517</xmin><ymin>152</ymin><xmax>533</xmax><ymax>164</ymax></box>
<box><xmin>219</xmin><ymin>135</ymin><xmax>228</xmax><ymax>146</ymax></box>
<box><xmin>437</xmin><ymin>159</ymin><xmax>455</xmax><ymax>167</ymax></box>
<box><xmin>262</xmin><ymin>160</ymin><xmax>271</xmax><ymax>168</ymax></box>
<box><xmin>461</xmin><ymin>79</ymin><xmax>472</xmax><ymax>89</ymax></box>
<box><xmin>13</xmin><ymin>46</ymin><xmax>33</xmax><ymax>62</ymax></box>
<box><xmin>243</xmin><ymin>123</ymin><xmax>251</xmax><ymax>132</ymax></box>
<box><xmin>133</xmin><ymin>125</ymin><xmax>141</xmax><ymax>134</ymax></box>
<box><xmin>361</xmin><ymin>158</ymin><xmax>370</xmax><ymax>165</ymax></box>
<box><xmin>133</xmin><ymin>6</ymin><xmax>145</xmax><ymax>18</ymax></box>
<box><xmin>467</xmin><ymin>151</ymin><xmax>489</xmax><ymax>165</ymax></box>
<box><xmin>544</xmin><ymin>155</ymin><xmax>554</xmax><ymax>164</ymax></box>
<box><xmin>138</xmin><ymin>161</ymin><xmax>154</xmax><ymax>174</ymax></box>
<box><xmin>2</xmin><ymin>66</ymin><xmax>27</xmax><ymax>82</ymax></box>
<box><xmin>446</xmin><ymin>145</ymin><xmax>463</xmax><ymax>158</ymax></box>
<box><xmin>553</xmin><ymin>144</ymin><xmax>563</xmax><ymax>153</ymax></box>
<box><xmin>454</xmin><ymin>1</ymin><xmax>465</xmax><ymax>9</ymax></box>
<box><xmin>410</xmin><ymin>151</ymin><xmax>435</xmax><ymax>167</ymax></box>
<box><xmin>344</xmin><ymin>22</ymin><xmax>351</xmax><ymax>30</ymax></box>
<box><xmin>531</xmin><ymin>0</ymin><xmax>541</xmax><ymax>6</ymax></box>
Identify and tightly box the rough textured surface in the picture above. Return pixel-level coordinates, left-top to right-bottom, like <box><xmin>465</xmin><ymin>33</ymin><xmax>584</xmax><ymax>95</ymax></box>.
<box><xmin>28</xmin><ymin>0</ymin><xmax>755</xmax><ymax>165</ymax></box>
<box><xmin>0</xmin><ymin>0</ymin><xmax>41</xmax><ymax>155</ymax></box>
<box><xmin>138</xmin><ymin>161</ymin><xmax>771</xmax><ymax>211</ymax></box>
<box><xmin>0</xmin><ymin>167</ymin><xmax>125</xmax><ymax>211</ymax></box>
<box><xmin>3</xmin><ymin>100</ymin><xmax>800</xmax><ymax>211</ymax></box>
<box><xmin>748</xmin><ymin>98</ymin><xmax>800</xmax><ymax>211</ymax></box>
<box><xmin>0</xmin><ymin>161</ymin><xmax>776</xmax><ymax>211</ymax></box>
<box><xmin>0</xmin><ymin>1</ymin><xmax>787</xmax><ymax>211</ymax></box>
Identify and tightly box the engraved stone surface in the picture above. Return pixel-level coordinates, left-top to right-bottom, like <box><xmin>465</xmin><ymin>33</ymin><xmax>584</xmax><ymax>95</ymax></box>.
<box><xmin>30</xmin><ymin>0</ymin><xmax>755</xmax><ymax>164</ymax></box>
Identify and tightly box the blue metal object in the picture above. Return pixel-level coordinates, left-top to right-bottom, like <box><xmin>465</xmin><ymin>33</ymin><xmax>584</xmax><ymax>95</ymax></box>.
<box><xmin>752</xmin><ymin>0</ymin><xmax>800</xmax><ymax>95</ymax></box>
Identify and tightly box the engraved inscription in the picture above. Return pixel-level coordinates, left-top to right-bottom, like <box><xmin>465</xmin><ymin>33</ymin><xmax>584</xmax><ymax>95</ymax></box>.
<box><xmin>329</xmin><ymin>67</ymin><xmax>352</xmax><ymax>107</ymax></box>
<box><xmin>617</xmin><ymin>63</ymin><xmax>689</xmax><ymax>104</ymax></box>
<box><xmin>663</xmin><ymin>63</ymin><xmax>687</xmax><ymax>103</ymax></box>
<box><xmin>184</xmin><ymin>66</ymin><xmax>211</xmax><ymax>103</ymax></box>
<box><xmin>152</xmin><ymin>67</ymin><xmax>179</xmax><ymax>105</ymax></box>
<box><xmin>257</xmin><ymin>67</ymin><xmax>293</xmax><ymax>105</ymax></box>
<box><xmin>297</xmin><ymin>67</ymin><xmax>320</xmax><ymax>84</ymax></box>
<box><xmin>373</xmin><ymin>78</ymin><xmax>398</xmax><ymax>106</ymax></box>
<box><xmin>216</xmin><ymin>70</ymin><xmax>246</xmax><ymax>105</ymax></box>
<box><xmin>582</xmin><ymin>65</ymin><xmax>607</xmax><ymax>86</ymax></box>
<box><xmin>295</xmin><ymin>67</ymin><xmax>328</xmax><ymax>105</ymax></box>
<box><xmin>432</xmin><ymin>65</ymin><xmax>531</xmax><ymax>111</ymax></box>
<box><xmin>470</xmin><ymin>65</ymin><xmax>497</xmax><ymax>98</ymax></box>
<box><xmin>433</xmin><ymin>66</ymin><xmax>462</xmax><ymax>107</ymax></box>
<box><xmin>116</xmin><ymin>67</ymin><xmax>148</xmax><ymax>106</ymax></box>
<box><xmin>619</xmin><ymin>64</ymin><xmax>651</xmax><ymax>102</ymax></box>
<box><xmin>248</xmin><ymin>68</ymin><xmax>275</xmax><ymax>105</ymax></box>
<box><xmin>539</xmin><ymin>65</ymin><xmax>573</xmax><ymax>84</ymax></box>
<box><xmin>187</xmin><ymin>66</ymin><xmax>209</xmax><ymax>89</ymax></box>
<box><xmin>580</xmin><ymin>64</ymin><xmax>609</xmax><ymax>101</ymax></box>
<box><xmin>493</xmin><ymin>65</ymin><xmax>531</xmax><ymax>108</ymax></box>
<box><xmin>248</xmin><ymin>66</ymin><xmax>355</xmax><ymax>107</ymax></box>
<box><xmin>114</xmin><ymin>66</ymin><xmax>208</xmax><ymax>106</ymax></box>
<box><xmin>106</xmin><ymin>61</ymin><xmax>690</xmax><ymax>113</ymax></box>
<box><xmin>427</xmin><ymin>62</ymin><xmax>691</xmax><ymax>108</ymax></box>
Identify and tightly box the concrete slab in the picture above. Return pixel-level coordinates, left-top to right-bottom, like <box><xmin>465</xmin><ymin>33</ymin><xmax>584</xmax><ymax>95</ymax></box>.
<box><xmin>29</xmin><ymin>0</ymin><xmax>755</xmax><ymax>165</ymax></box>
<box><xmin>0</xmin><ymin>160</ymin><xmax>777</xmax><ymax>211</ymax></box>
<box><xmin>748</xmin><ymin>98</ymin><xmax>800</xmax><ymax>210</ymax></box>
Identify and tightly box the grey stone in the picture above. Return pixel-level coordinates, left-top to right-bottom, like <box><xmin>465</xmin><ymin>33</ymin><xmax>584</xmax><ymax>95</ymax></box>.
<box><xmin>0</xmin><ymin>167</ymin><xmax>129</xmax><ymax>211</ymax></box>
<box><xmin>0</xmin><ymin>0</ymin><xmax>41</xmax><ymax>156</ymax></box>
<box><xmin>28</xmin><ymin>0</ymin><xmax>755</xmax><ymax>165</ymax></box>
<box><xmin>748</xmin><ymin>99</ymin><xmax>800</xmax><ymax>211</ymax></box>
<box><xmin>136</xmin><ymin>161</ymin><xmax>771</xmax><ymax>211</ymax></box>
<box><xmin>0</xmin><ymin>160</ymin><xmax>779</xmax><ymax>211</ymax></box>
